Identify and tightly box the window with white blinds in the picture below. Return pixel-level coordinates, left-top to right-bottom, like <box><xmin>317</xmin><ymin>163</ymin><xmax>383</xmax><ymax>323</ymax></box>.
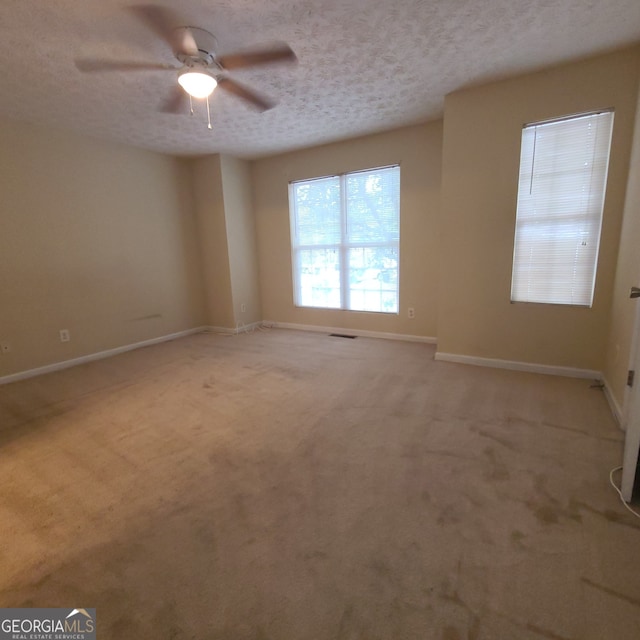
<box><xmin>289</xmin><ymin>165</ymin><xmax>400</xmax><ymax>313</ymax></box>
<box><xmin>511</xmin><ymin>110</ymin><xmax>614</xmax><ymax>307</ymax></box>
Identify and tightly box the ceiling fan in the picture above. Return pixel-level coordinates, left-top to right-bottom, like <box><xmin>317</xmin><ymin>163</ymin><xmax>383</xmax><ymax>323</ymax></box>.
<box><xmin>75</xmin><ymin>4</ymin><xmax>297</xmax><ymax>128</ymax></box>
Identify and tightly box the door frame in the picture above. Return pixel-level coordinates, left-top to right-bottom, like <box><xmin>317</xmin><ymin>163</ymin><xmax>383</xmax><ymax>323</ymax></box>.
<box><xmin>621</xmin><ymin>294</ymin><xmax>640</xmax><ymax>501</ymax></box>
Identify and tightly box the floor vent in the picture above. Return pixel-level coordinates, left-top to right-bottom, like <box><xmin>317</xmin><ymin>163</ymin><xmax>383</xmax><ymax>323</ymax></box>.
<box><xmin>329</xmin><ymin>333</ymin><xmax>357</xmax><ymax>339</ymax></box>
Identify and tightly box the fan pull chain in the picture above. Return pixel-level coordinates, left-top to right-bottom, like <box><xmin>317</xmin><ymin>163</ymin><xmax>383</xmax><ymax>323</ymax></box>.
<box><xmin>189</xmin><ymin>95</ymin><xmax>194</xmax><ymax>116</ymax></box>
<box><xmin>206</xmin><ymin>95</ymin><xmax>212</xmax><ymax>130</ymax></box>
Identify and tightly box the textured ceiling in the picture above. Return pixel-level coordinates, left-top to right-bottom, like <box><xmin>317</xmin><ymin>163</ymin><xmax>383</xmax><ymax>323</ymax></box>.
<box><xmin>0</xmin><ymin>0</ymin><xmax>639</xmax><ymax>159</ymax></box>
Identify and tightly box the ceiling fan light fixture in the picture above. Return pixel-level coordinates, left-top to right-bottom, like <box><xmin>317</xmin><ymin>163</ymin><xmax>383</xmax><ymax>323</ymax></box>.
<box><xmin>178</xmin><ymin>69</ymin><xmax>217</xmax><ymax>98</ymax></box>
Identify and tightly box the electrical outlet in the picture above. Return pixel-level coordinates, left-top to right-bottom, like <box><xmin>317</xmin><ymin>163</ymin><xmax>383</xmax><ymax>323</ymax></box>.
<box><xmin>241</xmin><ymin>303</ymin><xmax>246</xmax><ymax>313</ymax></box>
<box><xmin>0</xmin><ymin>342</ymin><xmax>10</xmax><ymax>354</ymax></box>
<box><xmin>408</xmin><ymin>307</ymin><xmax>415</xmax><ymax>319</ymax></box>
<box><xmin>59</xmin><ymin>329</ymin><xmax>70</xmax><ymax>343</ymax></box>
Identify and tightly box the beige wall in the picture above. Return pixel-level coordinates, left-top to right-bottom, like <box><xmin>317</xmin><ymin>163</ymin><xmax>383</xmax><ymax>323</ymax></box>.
<box><xmin>3</xmin><ymin>47</ymin><xmax>639</xmax><ymax>382</ymax></box>
<box><xmin>191</xmin><ymin>155</ymin><xmax>235</xmax><ymax>329</ymax></box>
<box><xmin>438</xmin><ymin>47</ymin><xmax>640</xmax><ymax>371</ymax></box>
<box><xmin>252</xmin><ymin>122</ymin><xmax>442</xmax><ymax>337</ymax></box>
<box><xmin>0</xmin><ymin>118</ymin><xmax>205</xmax><ymax>377</ymax></box>
<box><xmin>220</xmin><ymin>155</ymin><xmax>262</xmax><ymax>327</ymax></box>
<box><xmin>604</xmin><ymin>81</ymin><xmax>640</xmax><ymax>411</ymax></box>
<box><xmin>191</xmin><ymin>154</ymin><xmax>262</xmax><ymax>330</ymax></box>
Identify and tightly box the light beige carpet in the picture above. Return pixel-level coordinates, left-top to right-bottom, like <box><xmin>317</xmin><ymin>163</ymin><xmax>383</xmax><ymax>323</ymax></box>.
<box><xmin>0</xmin><ymin>329</ymin><xmax>639</xmax><ymax>639</ymax></box>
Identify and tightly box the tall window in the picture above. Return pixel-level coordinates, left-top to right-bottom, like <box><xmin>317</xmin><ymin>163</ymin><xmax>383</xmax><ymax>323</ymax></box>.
<box><xmin>289</xmin><ymin>165</ymin><xmax>400</xmax><ymax>313</ymax></box>
<box><xmin>511</xmin><ymin>110</ymin><xmax>614</xmax><ymax>307</ymax></box>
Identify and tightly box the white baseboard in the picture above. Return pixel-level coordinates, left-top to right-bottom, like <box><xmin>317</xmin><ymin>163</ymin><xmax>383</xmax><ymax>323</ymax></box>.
<box><xmin>602</xmin><ymin>376</ymin><xmax>625</xmax><ymax>428</ymax></box>
<box><xmin>0</xmin><ymin>327</ymin><xmax>208</xmax><ymax>386</ymax></box>
<box><xmin>267</xmin><ymin>321</ymin><xmax>437</xmax><ymax>344</ymax></box>
<box><xmin>205</xmin><ymin>322</ymin><xmax>263</xmax><ymax>335</ymax></box>
<box><xmin>434</xmin><ymin>351</ymin><xmax>601</xmax><ymax>380</ymax></box>
<box><xmin>205</xmin><ymin>325</ymin><xmax>237</xmax><ymax>335</ymax></box>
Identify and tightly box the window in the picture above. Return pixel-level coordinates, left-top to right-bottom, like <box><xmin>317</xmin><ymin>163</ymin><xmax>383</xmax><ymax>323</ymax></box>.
<box><xmin>289</xmin><ymin>165</ymin><xmax>400</xmax><ymax>313</ymax></box>
<box><xmin>511</xmin><ymin>110</ymin><xmax>614</xmax><ymax>307</ymax></box>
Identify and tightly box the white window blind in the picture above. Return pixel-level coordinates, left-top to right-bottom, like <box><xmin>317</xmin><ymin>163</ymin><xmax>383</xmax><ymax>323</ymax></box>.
<box><xmin>511</xmin><ymin>110</ymin><xmax>614</xmax><ymax>306</ymax></box>
<box><xmin>289</xmin><ymin>165</ymin><xmax>400</xmax><ymax>313</ymax></box>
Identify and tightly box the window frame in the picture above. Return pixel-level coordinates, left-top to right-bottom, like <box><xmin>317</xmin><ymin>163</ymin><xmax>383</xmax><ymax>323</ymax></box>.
<box><xmin>510</xmin><ymin>109</ymin><xmax>614</xmax><ymax>308</ymax></box>
<box><xmin>289</xmin><ymin>165</ymin><xmax>401</xmax><ymax>314</ymax></box>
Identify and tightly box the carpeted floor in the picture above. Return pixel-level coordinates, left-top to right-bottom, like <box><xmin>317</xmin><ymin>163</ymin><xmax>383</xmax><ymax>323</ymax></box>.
<box><xmin>0</xmin><ymin>329</ymin><xmax>639</xmax><ymax>639</ymax></box>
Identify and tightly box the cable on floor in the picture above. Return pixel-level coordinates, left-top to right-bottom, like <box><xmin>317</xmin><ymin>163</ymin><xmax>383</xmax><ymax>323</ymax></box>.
<box><xmin>609</xmin><ymin>467</ymin><xmax>640</xmax><ymax>519</ymax></box>
<box><xmin>231</xmin><ymin>321</ymin><xmax>274</xmax><ymax>335</ymax></box>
